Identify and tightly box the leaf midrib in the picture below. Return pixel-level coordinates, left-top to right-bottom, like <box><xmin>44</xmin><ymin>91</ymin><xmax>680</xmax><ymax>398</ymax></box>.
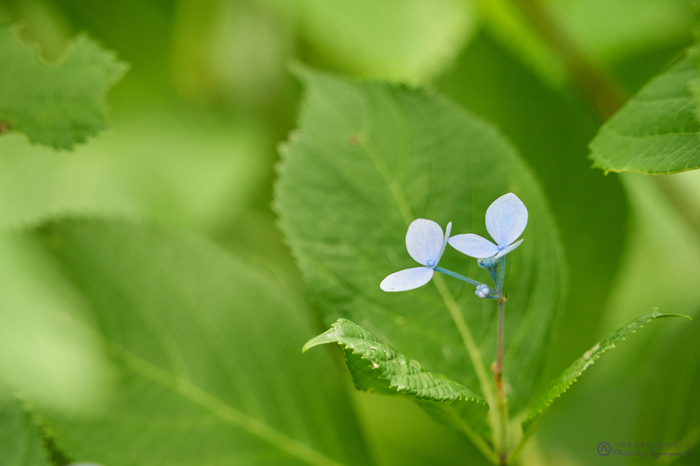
<box><xmin>346</xmin><ymin>89</ymin><xmax>497</xmax><ymax>447</ymax></box>
<box><xmin>108</xmin><ymin>341</ymin><xmax>344</xmax><ymax>466</ymax></box>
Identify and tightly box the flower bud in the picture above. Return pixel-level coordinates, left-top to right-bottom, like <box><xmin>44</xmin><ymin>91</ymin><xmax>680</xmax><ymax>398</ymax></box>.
<box><xmin>475</xmin><ymin>284</ymin><xmax>490</xmax><ymax>299</ymax></box>
<box><xmin>477</xmin><ymin>257</ymin><xmax>498</xmax><ymax>270</ymax></box>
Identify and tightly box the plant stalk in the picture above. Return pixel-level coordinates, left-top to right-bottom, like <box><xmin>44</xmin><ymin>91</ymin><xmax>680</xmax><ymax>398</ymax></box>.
<box><xmin>495</xmin><ymin>298</ymin><xmax>508</xmax><ymax>465</ymax></box>
<box><xmin>494</xmin><ymin>256</ymin><xmax>509</xmax><ymax>464</ymax></box>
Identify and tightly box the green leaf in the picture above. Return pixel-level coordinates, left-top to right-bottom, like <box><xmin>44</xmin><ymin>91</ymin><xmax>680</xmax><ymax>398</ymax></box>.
<box><xmin>693</xmin><ymin>41</ymin><xmax>700</xmax><ymax>126</ymax></box>
<box><xmin>0</xmin><ymin>397</ymin><xmax>52</xmax><ymax>466</ymax></box>
<box><xmin>304</xmin><ymin>319</ymin><xmax>493</xmax><ymax>461</ymax></box>
<box><xmin>0</xmin><ymin>26</ymin><xmax>127</xmax><ymax>149</ymax></box>
<box><xmin>0</xmin><ymin>233</ymin><xmax>114</xmax><ymax>414</ymax></box>
<box><xmin>264</xmin><ymin>0</ymin><xmax>475</xmax><ymax>84</ymax></box>
<box><xmin>550</xmin><ymin>0</ymin><xmax>694</xmax><ymax>64</ymax></box>
<box><xmin>634</xmin><ymin>318</ymin><xmax>700</xmax><ymax>465</ymax></box>
<box><xmin>435</xmin><ymin>31</ymin><xmax>629</xmax><ymax>377</ymax></box>
<box><xmin>275</xmin><ymin>67</ymin><xmax>564</xmax><ymax>432</ymax></box>
<box><xmin>521</xmin><ymin>311</ymin><xmax>689</xmax><ymax>440</ymax></box>
<box><xmin>589</xmin><ymin>50</ymin><xmax>700</xmax><ymax>174</ymax></box>
<box><xmin>33</xmin><ymin>219</ymin><xmax>372</xmax><ymax>466</ymax></box>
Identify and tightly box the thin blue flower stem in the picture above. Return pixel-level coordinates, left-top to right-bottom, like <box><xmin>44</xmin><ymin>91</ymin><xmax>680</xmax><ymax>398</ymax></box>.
<box><xmin>488</xmin><ymin>269</ymin><xmax>499</xmax><ymax>288</ymax></box>
<box><xmin>434</xmin><ymin>266</ymin><xmax>482</xmax><ymax>287</ymax></box>
<box><xmin>497</xmin><ymin>256</ymin><xmax>506</xmax><ymax>296</ymax></box>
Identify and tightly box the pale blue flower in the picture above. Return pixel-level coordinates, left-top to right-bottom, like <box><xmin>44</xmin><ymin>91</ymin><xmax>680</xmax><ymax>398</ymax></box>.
<box><xmin>449</xmin><ymin>193</ymin><xmax>528</xmax><ymax>259</ymax></box>
<box><xmin>380</xmin><ymin>219</ymin><xmax>452</xmax><ymax>292</ymax></box>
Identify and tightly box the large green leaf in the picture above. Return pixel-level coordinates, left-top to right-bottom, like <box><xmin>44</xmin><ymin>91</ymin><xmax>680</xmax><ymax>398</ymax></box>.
<box><xmin>303</xmin><ymin>319</ymin><xmax>491</xmax><ymax>459</ymax></box>
<box><xmin>0</xmin><ymin>397</ymin><xmax>52</xmax><ymax>466</ymax></box>
<box><xmin>520</xmin><ymin>311</ymin><xmax>688</xmax><ymax>446</ymax></box>
<box><xmin>33</xmin><ymin>220</ymin><xmax>372</xmax><ymax>466</ymax></box>
<box><xmin>589</xmin><ymin>50</ymin><xmax>700</xmax><ymax>174</ymax></box>
<box><xmin>0</xmin><ymin>233</ymin><xmax>113</xmax><ymax>414</ymax></box>
<box><xmin>261</xmin><ymin>0</ymin><xmax>475</xmax><ymax>84</ymax></box>
<box><xmin>0</xmin><ymin>26</ymin><xmax>127</xmax><ymax>149</ymax></box>
<box><xmin>275</xmin><ymin>67</ymin><xmax>564</xmax><ymax>427</ymax></box>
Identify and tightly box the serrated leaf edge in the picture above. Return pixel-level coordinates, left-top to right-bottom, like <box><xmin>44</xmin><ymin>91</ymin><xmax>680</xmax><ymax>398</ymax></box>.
<box><xmin>304</xmin><ymin>319</ymin><xmax>487</xmax><ymax>406</ymax></box>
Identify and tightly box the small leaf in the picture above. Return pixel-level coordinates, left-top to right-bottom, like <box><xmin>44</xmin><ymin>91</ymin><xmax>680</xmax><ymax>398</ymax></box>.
<box><xmin>304</xmin><ymin>318</ymin><xmax>493</xmax><ymax>459</ymax></box>
<box><xmin>305</xmin><ymin>319</ymin><xmax>485</xmax><ymax>402</ymax></box>
<box><xmin>0</xmin><ymin>26</ymin><xmax>127</xmax><ymax>149</ymax></box>
<box><xmin>0</xmin><ymin>396</ymin><xmax>52</xmax><ymax>466</ymax></box>
<box><xmin>521</xmin><ymin>311</ymin><xmax>690</xmax><ymax>438</ymax></box>
<box><xmin>589</xmin><ymin>49</ymin><xmax>700</xmax><ymax>174</ymax></box>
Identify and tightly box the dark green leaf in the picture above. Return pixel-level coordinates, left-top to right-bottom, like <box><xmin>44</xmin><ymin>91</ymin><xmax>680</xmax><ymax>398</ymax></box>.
<box><xmin>589</xmin><ymin>50</ymin><xmax>700</xmax><ymax>174</ymax></box>
<box><xmin>33</xmin><ymin>219</ymin><xmax>372</xmax><ymax>466</ymax></box>
<box><xmin>0</xmin><ymin>26</ymin><xmax>127</xmax><ymax>149</ymax></box>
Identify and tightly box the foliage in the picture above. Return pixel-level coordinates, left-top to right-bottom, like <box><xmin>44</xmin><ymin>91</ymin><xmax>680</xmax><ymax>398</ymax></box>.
<box><xmin>31</xmin><ymin>219</ymin><xmax>371</xmax><ymax>466</ymax></box>
<box><xmin>0</xmin><ymin>1</ymin><xmax>698</xmax><ymax>465</ymax></box>
<box><xmin>589</xmin><ymin>49</ymin><xmax>700</xmax><ymax>174</ymax></box>
<box><xmin>303</xmin><ymin>319</ymin><xmax>491</xmax><ymax>458</ymax></box>
<box><xmin>521</xmin><ymin>311</ymin><xmax>688</xmax><ymax>439</ymax></box>
<box><xmin>0</xmin><ymin>396</ymin><xmax>52</xmax><ymax>466</ymax></box>
<box><xmin>0</xmin><ymin>26</ymin><xmax>127</xmax><ymax>149</ymax></box>
<box><xmin>275</xmin><ymin>66</ymin><xmax>564</xmax><ymax>419</ymax></box>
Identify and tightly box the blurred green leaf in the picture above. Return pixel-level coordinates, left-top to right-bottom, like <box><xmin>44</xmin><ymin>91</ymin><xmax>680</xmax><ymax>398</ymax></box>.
<box><xmin>279</xmin><ymin>0</ymin><xmax>475</xmax><ymax>83</ymax></box>
<box><xmin>304</xmin><ymin>319</ymin><xmax>492</xmax><ymax>460</ymax></box>
<box><xmin>0</xmin><ymin>233</ymin><xmax>114</xmax><ymax>413</ymax></box>
<box><xmin>0</xmin><ymin>106</ymin><xmax>268</xmax><ymax>233</ymax></box>
<box><xmin>33</xmin><ymin>219</ymin><xmax>372</xmax><ymax>466</ymax></box>
<box><xmin>550</xmin><ymin>0</ymin><xmax>694</xmax><ymax>64</ymax></box>
<box><xmin>476</xmin><ymin>0</ymin><xmax>693</xmax><ymax>91</ymax></box>
<box><xmin>520</xmin><ymin>311</ymin><xmax>689</xmax><ymax>448</ymax></box>
<box><xmin>275</xmin><ymin>67</ymin><xmax>564</xmax><ymax>424</ymax></box>
<box><xmin>635</xmin><ymin>319</ymin><xmax>700</xmax><ymax>465</ymax></box>
<box><xmin>0</xmin><ymin>26</ymin><xmax>127</xmax><ymax>149</ymax></box>
<box><xmin>475</xmin><ymin>0</ymin><xmax>566</xmax><ymax>86</ymax></box>
<box><xmin>0</xmin><ymin>397</ymin><xmax>52</xmax><ymax>466</ymax></box>
<box><xmin>43</xmin><ymin>0</ymin><xmax>174</xmax><ymax>93</ymax></box>
<box><xmin>589</xmin><ymin>50</ymin><xmax>700</xmax><ymax>174</ymax></box>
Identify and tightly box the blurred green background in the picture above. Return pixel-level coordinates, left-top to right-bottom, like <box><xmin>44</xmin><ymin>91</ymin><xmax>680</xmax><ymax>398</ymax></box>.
<box><xmin>0</xmin><ymin>0</ymin><xmax>699</xmax><ymax>465</ymax></box>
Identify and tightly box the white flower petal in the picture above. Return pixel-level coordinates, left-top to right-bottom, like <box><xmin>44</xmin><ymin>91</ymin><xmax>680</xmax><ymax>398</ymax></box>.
<box><xmin>485</xmin><ymin>193</ymin><xmax>528</xmax><ymax>247</ymax></box>
<box><xmin>494</xmin><ymin>239</ymin><xmax>524</xmax><ymax>258</ymax></box>
<box><xmin>437</xmin><ymin>221</ymin><xmax>452</xmax><ymax>263</ymax></box>
<box><xmin>448</xmin><ymin>234</ymin><xmax>499</xmax><ymax>258</ymax></box>
<box><xmin>380</xmin><ymin>267</ymin><xmax>434</xmax><ymax>292</ymax></box>
<box><xmin>405</xmin><ymin>219</ymin><xmax>444</xmax><ymax>266</ymax></box>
